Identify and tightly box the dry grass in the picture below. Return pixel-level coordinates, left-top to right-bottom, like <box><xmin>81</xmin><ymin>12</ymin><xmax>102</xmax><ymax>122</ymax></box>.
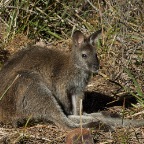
<box><xmin>0</xmin><ymin>0</ymin><xmax>144</xmax><ymax>143</ymax></box>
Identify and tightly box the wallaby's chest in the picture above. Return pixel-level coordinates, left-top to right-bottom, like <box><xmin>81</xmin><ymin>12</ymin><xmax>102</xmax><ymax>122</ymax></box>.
<box><xmin>67</xmin><ymin>71</ymin><xmax>90</xmax><ymax>95</ymax></box>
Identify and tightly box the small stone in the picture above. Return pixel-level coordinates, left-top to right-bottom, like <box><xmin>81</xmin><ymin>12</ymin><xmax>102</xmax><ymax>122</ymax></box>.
<box><xmin>66</xmin><ymin>128</ymin><xmax>94</xmax><ymax>144</ymax></box>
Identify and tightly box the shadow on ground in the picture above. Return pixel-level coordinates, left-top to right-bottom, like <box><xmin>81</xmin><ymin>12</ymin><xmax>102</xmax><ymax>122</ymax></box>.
<box><xmin>83</xmin><ymin>91</ymin><xmax>137</xmax><ymax>113</ymax></box>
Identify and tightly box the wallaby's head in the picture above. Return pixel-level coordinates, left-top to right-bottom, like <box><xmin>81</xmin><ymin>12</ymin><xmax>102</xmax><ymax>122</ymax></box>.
<box><xmin>72</xmin><ymin>30</ymin><xmax>101</xmax><ymax>73</ymax></box>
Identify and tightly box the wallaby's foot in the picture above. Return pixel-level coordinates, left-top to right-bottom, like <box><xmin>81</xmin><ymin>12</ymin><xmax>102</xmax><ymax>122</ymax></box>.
<box><xmin>82</xmin><ymin>112</ymin><xmax>122</xmax><ymax>128</ymax></box>
<box><xmin>68</xmin><ymin>115</ymin><xmax>114</xmax><ymax>131</ymax></box>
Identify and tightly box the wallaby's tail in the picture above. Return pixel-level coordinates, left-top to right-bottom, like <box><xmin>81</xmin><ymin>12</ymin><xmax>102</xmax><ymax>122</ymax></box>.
<box><xmin>89</xmin><ymin>112</ymin><xmax>144</xmax><ymax>128</ymax></box>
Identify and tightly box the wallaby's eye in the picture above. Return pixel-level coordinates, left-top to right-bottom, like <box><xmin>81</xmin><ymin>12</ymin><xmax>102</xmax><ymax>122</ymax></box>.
<box><xmin>82</xmin><ymin>54</ymin><xmax>87</xmax><ymax>58</ymax></box>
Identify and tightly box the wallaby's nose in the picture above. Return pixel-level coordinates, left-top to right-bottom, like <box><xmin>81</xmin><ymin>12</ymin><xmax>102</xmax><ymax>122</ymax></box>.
<box><xmin>92</xmin><ymin>64</ymin><xmax>99</xmax><ymax>73</ymax></box>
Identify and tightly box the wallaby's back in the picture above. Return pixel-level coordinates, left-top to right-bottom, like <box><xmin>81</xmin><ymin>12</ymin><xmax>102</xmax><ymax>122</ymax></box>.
<box><xmin>0</xmin><ymin>46</ymin><xmax>66</xmax><ymax>95</ymax></box>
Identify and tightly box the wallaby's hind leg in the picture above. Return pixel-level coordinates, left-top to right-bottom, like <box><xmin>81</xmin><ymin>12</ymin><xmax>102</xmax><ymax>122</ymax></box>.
<box><xmin>4</xmin><ymin>71</ymin><xmax>113</xmax><ymax>130</ymax></box>
<box><xmin>13</xmin><ymin>71</ymin><xmax>79</xmax><ymax>129</ymax></box>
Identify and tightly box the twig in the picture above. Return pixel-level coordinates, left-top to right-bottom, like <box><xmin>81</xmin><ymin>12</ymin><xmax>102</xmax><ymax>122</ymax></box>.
<box><xmin>80</xmin><ymin>99</ymin><xmax>84</xmax><ymax>143</ymax></box>
<box><xmin>129</xmin><ymin>110</ymin><xmax>144</xmax><ymax>118</ymax></box>
<box><xmin>86</xmin><ymin>0</ymin><xmax>99</xmax><ymax>12</ymax></box>
<box><xmin>0</xmin><ymin>74</ymin><xmax>20</xmax><ymax>100</ymax></box>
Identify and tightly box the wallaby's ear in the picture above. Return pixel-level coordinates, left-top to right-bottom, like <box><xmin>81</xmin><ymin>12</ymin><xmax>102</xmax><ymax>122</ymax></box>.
<box><xmin>88</xmin><ymin>29</ymin><xmax>102</xmax><ymax>46</ymax></box>
<box><xmin>72</xmin><ymin>30</ymin><xmax>85</xmax><ymax>47</ymax></box>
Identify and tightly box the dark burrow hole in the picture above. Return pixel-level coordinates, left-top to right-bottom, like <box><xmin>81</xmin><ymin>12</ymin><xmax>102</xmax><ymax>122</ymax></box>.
<box><xmin>83</xmin><ymin>91</ymin><xmax>137</xmax><ymax>113</ymax></box>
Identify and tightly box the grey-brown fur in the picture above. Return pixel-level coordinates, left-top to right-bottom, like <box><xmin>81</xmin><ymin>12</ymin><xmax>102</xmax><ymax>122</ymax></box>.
<box><xmin>0</xmin><ymin>30</ymin><xmax>100</xmax><ymax>129</ymax></box>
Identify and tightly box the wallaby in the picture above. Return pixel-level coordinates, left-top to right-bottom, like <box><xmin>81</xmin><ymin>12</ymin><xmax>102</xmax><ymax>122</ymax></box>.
<box><xmin>0</xmin><ymin>30</ymin><xmax>144</xmax><ymax>130</ymax></box>
<box><xmin>0</xmin><ymin>30</ymin><xmax>101</xmax><ymax>129</ymax></box>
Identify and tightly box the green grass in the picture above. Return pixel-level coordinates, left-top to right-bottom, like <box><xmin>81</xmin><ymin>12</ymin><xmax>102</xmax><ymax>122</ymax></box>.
<box><xmin>124</xmin><ymin>68</ymin><xmax>144</xmax><ymax>107</ymax></box>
